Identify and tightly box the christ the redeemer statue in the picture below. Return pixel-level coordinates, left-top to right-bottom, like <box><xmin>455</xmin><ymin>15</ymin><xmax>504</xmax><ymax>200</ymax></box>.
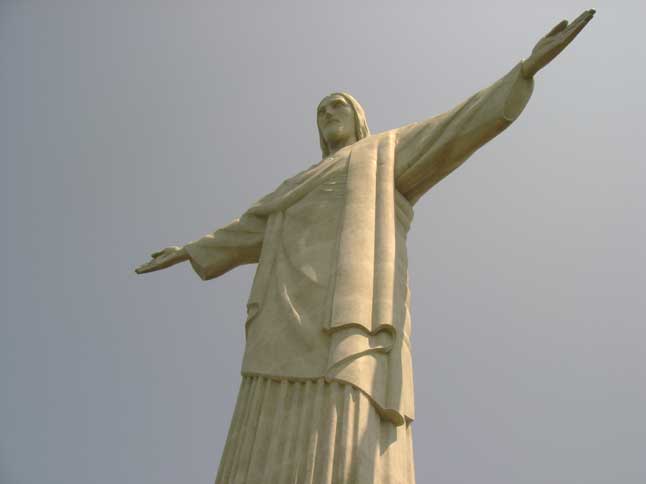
<box><xmin>136</xmin><ymin>10</ymin><xmax>595</xmax><ymax>484</ymax></box>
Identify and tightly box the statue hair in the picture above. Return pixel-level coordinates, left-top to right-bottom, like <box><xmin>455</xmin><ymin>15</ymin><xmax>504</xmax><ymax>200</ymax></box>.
<box><xmin>317</xmin><ymin>92</ymin><xmax>370</xmax><ymax>158</ymax></box>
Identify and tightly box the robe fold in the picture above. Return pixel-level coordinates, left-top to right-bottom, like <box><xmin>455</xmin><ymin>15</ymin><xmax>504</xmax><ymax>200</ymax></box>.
<box><xmin>185</xmin><ymin>62</ymin><xmax>533</xmax><ymax>482</ymax></box>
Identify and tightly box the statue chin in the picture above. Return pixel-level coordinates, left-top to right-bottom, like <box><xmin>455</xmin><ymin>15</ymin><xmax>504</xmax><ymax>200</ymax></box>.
<box><xmin>322</xmin><ymin>128</ymin><xmax>346</xmax><ymax>144</ymax></box>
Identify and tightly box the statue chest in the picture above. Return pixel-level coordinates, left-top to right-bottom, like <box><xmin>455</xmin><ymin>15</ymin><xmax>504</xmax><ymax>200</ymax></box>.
<box><xmin>281</xmin><ymin>169</ymin><xmax>347</xmax><ymax>286</ymax></box>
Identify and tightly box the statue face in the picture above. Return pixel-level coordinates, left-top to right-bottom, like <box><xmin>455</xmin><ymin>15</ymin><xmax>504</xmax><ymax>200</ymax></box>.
<box><xmin>317</xmin><ymin>95</ymin><xmax>357</xmax><ymax>150</ymax></box>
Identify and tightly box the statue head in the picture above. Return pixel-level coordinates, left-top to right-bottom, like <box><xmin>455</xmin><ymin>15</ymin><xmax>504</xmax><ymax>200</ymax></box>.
<box><xmin>317</xmin><ymin>92</ymin><xmax>370</xmax><ymax>158</ymax></box>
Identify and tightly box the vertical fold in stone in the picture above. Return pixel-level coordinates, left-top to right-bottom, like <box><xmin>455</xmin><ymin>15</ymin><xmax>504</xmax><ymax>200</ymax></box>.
<box><xmin>215</xmin><ymin>376</ymin><xmax>415</xmax><ymax>483</ymax></box>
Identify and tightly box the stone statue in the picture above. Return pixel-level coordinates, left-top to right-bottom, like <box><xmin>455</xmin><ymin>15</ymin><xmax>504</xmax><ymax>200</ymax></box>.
<box><xmin>136</xmin><ymin>10</ymin><xmax>595</xmax><ymax>484</ymax></box>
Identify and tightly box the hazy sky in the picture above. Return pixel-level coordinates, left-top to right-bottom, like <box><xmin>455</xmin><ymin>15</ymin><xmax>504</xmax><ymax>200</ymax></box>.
<box><xmin>2</xmin><ymin>1</ymin><xmax>645</xmax><ymax>483</ymax></box>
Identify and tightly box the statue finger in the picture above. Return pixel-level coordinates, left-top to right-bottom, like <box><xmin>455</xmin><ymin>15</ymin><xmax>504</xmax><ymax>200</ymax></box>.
<box><xmin>546</xmin><ymin>19</ymin><xmax>568</xmax><ymax>37</ymax></box>
<box><xmin>563</xmin><ymin>13</ymin><xmax>594</xmax><ymax>42</ymax></box>
<box><xmin>151</xmin><ymin>250</ymin><xmax>165</xmax><ymax>258</ymax></box>
<box><xmin>566</xmin><ymin>9</ymin><xmax>595</xmax><ymax>32</ymax></box>
<box><xmin>137</xmin><ymin>258</ymin><xmax>166</xmax><ymax>273</ymax></box>
<box><xmin>135</xmin><ymin>262</ymin><xmax>153</xmax><ymax>274</ymax></box>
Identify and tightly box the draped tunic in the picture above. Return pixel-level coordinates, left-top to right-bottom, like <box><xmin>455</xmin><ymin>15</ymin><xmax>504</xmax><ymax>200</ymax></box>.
<box><xmin>184</xmin><ymin>62</ymin><xmax>534</xmax><ymax>426</ymax></box>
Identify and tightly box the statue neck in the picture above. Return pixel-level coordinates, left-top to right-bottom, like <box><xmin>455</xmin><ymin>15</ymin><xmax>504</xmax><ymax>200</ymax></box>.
<box><xmin>327</xmin><ymin>135</ymin><xmax>357</xmax><ymax>156</ymax></box>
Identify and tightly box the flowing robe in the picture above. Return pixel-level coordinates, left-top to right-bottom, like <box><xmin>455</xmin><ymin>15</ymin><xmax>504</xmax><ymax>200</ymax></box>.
<box><xmin>185</xmin><ymin>63</ymin><xmax>533</xmax><ymax>483</ymax></box>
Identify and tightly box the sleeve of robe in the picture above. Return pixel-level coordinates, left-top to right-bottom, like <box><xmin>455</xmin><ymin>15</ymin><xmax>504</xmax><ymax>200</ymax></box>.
<box><xmin>394</xmin><ymin>62</ymin><xmax>534</xmax><ymax>204</ymax></box>
<box><xmin>182</xmin><ymin>156</ymin><xmax>331</xmax><ymax>281</ymax></box>
<box><xmin>183</xmin><ymin>213</ymin><xmax>265</xmax><ymax>280</ymax></box>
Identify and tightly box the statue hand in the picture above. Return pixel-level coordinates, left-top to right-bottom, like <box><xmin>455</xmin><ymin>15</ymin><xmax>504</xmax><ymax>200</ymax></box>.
<box><xmin>522</xmin><ymin>9</ymin><xmax>595</xmax><ymax>78</ymax></box>
<box><xmin>135</xmin><ymin>246</ymin><xmax>189</xmax><ymax>274</ymax></box>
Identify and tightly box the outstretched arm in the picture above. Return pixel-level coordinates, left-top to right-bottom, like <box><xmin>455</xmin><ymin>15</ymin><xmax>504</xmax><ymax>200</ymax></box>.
<box><xmin>134</xmin><ymin>212</ymin><xmax>265</xmax><ymax>280</ymax></box>
<box><xmin>395</xmin><ymin>62</ymin><xmax>534</xmax><ymax>203</ymax></box>
<box><xmin>395</xmin><ymin>9</ymin><xmax>595</xmax><ymax>203</ymax></box>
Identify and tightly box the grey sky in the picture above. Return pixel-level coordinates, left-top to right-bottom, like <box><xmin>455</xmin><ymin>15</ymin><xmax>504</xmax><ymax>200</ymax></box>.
<box><xmin>2</xmin><ymin>1</ymin><xmax>645</xmax><ymax>483</ymax></box>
